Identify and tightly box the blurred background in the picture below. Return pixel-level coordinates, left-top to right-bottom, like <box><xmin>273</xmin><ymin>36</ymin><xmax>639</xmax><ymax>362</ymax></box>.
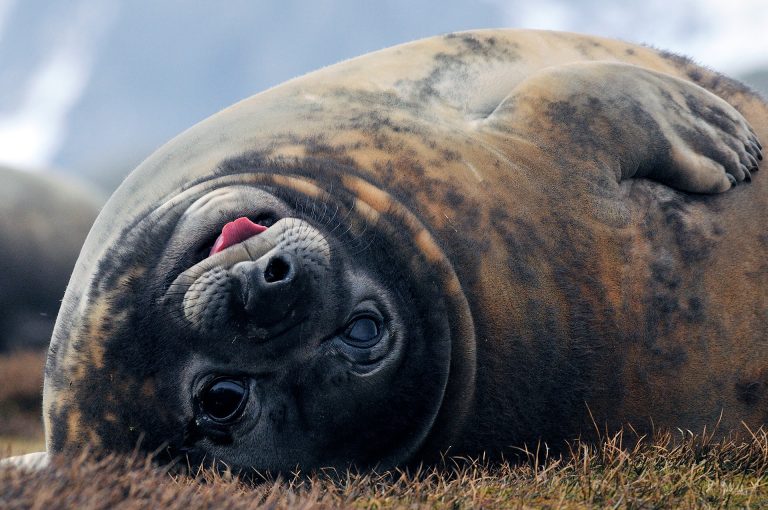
<box><xmin>1</xmin><ymin>0</ymin><xmax>767</xmax><ymax>455</ymax></box>
<box><xmin>2</xmin><ymin>0</ymin><xmax>767</xmax><ymax>189</ymax></box>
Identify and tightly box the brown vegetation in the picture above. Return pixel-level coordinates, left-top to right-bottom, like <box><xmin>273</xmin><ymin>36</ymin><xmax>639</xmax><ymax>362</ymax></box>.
<box><xmin>3</xmin><ymin>428</ymin><xmax>768</xmax><ymax>509</ymax></box>
<box><xmin>0</xmin><ymin>350</ymin><xmax>45</xmax><ymax>452</ymax></box>
<box><xmin>2</xmin><ymin>350</ymin><xmax>768</xmax><ymax>507</ymax></box>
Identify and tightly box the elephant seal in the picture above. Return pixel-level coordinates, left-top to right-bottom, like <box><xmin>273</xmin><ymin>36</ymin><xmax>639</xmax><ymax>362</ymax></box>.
<box><xmin>42</xmin><ymin>29</ymin><xmax>766</xmax><ymax>472</ymax></box>
<box><xmin>0</xmin><ymin>166</ymin><xmax>102</xmax><ymax>352</ymax></box>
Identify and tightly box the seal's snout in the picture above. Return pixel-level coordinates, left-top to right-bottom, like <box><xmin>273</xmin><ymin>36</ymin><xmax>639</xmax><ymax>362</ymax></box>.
<box><xmin>232</xmin><ymin>251</ymin><xmax>309</xmax><ymax>327</ymax></box>
<box><xmin>177</xmin><ymin>217</ymin><xmax>332</xmax><ymax>339</ymax></box>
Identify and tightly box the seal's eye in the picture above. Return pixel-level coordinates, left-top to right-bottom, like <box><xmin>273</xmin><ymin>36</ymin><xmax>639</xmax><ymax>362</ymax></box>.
<box><xmin>343</xmin><ymin>316</ymin><xmax>382</xmax><ymax>347</ymax></box>
<box><xmin>199</xmin><ymin>378</ymin><xmax>248</xmax><ymax>422</ymax></box>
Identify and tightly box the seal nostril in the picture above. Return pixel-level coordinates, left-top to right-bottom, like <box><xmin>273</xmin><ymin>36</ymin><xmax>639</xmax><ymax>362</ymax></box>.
<box><xmin>264</xmin><ymin>256</ymin><xmax>290</xmax><ymax>283</ymax></box>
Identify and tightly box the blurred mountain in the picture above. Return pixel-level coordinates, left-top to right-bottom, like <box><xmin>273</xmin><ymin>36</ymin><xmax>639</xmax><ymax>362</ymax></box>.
<box><xmin>740</xmin><ymin>68</ymin><xmax>768</xmax><ymax>99</ymax></box>
<box><xmin>0</xmin><ymin>165</ymin><xmax>103</xmax><ymax>351</ymax></box>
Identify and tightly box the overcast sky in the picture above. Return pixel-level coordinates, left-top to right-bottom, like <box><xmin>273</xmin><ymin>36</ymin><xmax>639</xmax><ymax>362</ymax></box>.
<box><xmin>0</xmin><ymin>0</ymin><xmax>766</xmax><ymax>185</ymax></box>
<box><xmin>489</xmin><ymin>0</ymin><xmax>768</xmax><ymax>74</ymax></box>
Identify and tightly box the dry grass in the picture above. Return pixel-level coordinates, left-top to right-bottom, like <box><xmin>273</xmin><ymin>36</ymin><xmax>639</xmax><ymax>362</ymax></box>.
<box><xmin>0</xmin><ymin>350</ymin><xmax>46</xmax><ymax>454</ymax></box>
<box><xmin>0</xmin><ymin>350</ymin><xmax>45</xmax><ymax>409</ymax></box>
<box><xmin>3</xmin><ymin>428</ymin><xmax>768</xmax><ymax>509</ymax></box>
<box><xmin>2</xmin><ymin>350</ymin><xmax>768</xmax><ymax>508</ymax></box>
<box><xmin>0</xmin><ymin>437</ymin><xmax>45</xmax><ymax>457</ymax></box>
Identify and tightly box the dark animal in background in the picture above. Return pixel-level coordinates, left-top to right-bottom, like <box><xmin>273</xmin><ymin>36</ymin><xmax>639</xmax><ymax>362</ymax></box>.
<box><xmin>0</xmin><ymin>166</ymin><xmax>102</xmax><ymax>352</ymax></box>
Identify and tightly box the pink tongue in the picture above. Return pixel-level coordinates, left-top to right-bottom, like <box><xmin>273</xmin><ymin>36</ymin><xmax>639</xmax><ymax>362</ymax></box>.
<box><xmin>209</xmin><ymin>217</ymin><xmax>268</xmax><ymax>256</ymax></box>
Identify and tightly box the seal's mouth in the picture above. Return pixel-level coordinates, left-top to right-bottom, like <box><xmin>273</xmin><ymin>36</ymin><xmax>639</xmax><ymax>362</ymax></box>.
<box><xmin>208</xmin><ymin>217</ymin><xmax>268</xmax><ymax>256</ymax></box>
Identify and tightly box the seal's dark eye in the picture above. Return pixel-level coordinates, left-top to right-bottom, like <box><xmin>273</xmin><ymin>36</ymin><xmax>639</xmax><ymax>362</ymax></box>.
<box><xmin>199</xmin><ymin>378</ymin><xmax>248</xmax><ymax>422</ymax></box>
<box><xmin>343</xmin><ymin>317</ymin><xmax>381</xmax><ymax>347</ymax></box>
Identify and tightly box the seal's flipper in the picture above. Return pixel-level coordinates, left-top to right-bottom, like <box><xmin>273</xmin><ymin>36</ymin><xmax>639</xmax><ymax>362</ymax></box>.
<box><xmin>482</xmin><ymin>61</ymin><xmax>762</xmax><ymax>193</ymax></box>
<box><xmin>0</xmin><ymin>452</ymin><xmax>49</xmax><ymax>471</ymax></box>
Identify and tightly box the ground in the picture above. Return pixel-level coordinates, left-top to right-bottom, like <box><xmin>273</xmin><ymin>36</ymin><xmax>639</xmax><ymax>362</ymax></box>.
<box><xmin>3</xmin><ymin>349</ymin><xmax>768</xmax><ymax>508</ymax></box>
<box><xmin>0</xmin><ymin>350</ymin><xmax>46</xmax><ymax>457</ymax></box>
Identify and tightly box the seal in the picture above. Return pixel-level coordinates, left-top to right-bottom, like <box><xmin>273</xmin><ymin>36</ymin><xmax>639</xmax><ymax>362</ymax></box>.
<box><xmin>0</xmin><ymin>166</ymin><xmax>102</xmax><ymax>352</ymax></box>
<box><xmin>42</xmin><ymin>29</ymin><xmax>767</xmax><ymax>472</ymax></box>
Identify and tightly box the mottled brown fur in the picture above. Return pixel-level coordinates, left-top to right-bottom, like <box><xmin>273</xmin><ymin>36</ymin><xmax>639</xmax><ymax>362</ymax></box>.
<box><xmin>43</xmin><ymin>30</ymin><xmax>767</xmax><ymax>467</ymax></box>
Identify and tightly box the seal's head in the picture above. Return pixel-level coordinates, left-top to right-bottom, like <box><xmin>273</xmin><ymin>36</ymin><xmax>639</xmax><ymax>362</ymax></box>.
<box><xmin>43</xmin><ymin>161</ymin><xmax>475</xmax><ymax>472</ymax></box>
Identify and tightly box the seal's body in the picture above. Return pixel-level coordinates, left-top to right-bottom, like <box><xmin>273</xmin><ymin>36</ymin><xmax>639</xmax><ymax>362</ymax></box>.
<box><xmin>43</xmin><ymin>30</ymin><xmax>766</xmax><ymax>471</ymax></box>
<box><xmin>0</xmin><ymin>167</ymin><xmax>101</xmax><ymax>351</ymax></box>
